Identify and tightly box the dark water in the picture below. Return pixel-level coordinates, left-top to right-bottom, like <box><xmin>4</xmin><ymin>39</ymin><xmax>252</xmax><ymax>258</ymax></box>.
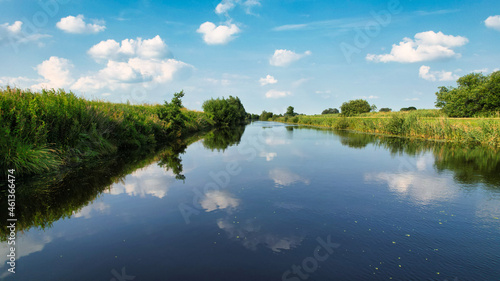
<box><xmin>1</xmin><ymin>121</ymin><xmax>500</xmax><ymax>280</ymax></box>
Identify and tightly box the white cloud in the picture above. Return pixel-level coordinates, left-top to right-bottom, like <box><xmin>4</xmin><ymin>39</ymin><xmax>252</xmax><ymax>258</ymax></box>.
<box><xmin>485</xmin><ymin>15</ymin><xmax>500</xmax><ymax>31</ymax></box>
<box><xmin>259</xmin><ymin>152</ymin><xmax>277</xmax><ymax>161</ymax></box>
<box><xmin>0</xmin><ymin>20</ymin><xmax>50</xmax><ymax>46</ymax></box>
<box><xmin>32</xmin><ymin>56</ymin><xmax>74</xmax><ymax>89</ymax></box>
<box><xmin>73</xmin><ymin>202</ymin><xmax>110</xmax><ymax>219</ymax></box>
<box><xmin>472</xmin><ymin>68</ymin><xmax>489</xmax><ymax>73</ymax></box>
<box><xmin>366</xmin><ymin>31</ymin><xmax>468</xmax><ymax>63</ymax></box>
<box><xmin>419</xmin><ymin>65</ymin><xmax>459</xmax><ymax>81</ymax></box>
<box><xmin>405</xmin><ymin>97</ymin><xmax>420</xmax><ymax>101</ymax></box>
<box><xmin>215</xmin><ymin>0</ymin><xmax>237</xmax><ymax>14</ymax></box>
<box><xmin>197</xmin><ymin>22</ymin><xmax>240</xmax><ymax>45</ymax></box>
<box><xmin>215</xmin><ymin>0</ymin><xmax>261</xmax><ymax>15</ymax></box>
<box><xmin>200</xmin><ymin>191</ymin><xmax>240</xmax><ymax>212</ymax></box>
<box><xmin>72</xmin><ymin>58</ymin><xmax>192</xmax><ymax>91</ymax></box>
<box><xmin>56</xmin><ymin>15</ymin><xmax>105</xmax><ymax>34</ymax></box>
<box><xmin>105</xmin><ymin>164</ymin><xmax>176</xmax><ymax>199</ymax></box>
<box><xmin>259</xmin><ymin>75</ymin><xmax>278</xmax><ymax>86</ymax></box>
<box><xmin>88</xmin><ymin>35</ymin><xmax>168</xmax><ymax>61</ymax></box>
<box><xmin>359</xmin><ymin>95</ymin><xmax>379</xmax><ymax>99</ymax></box>
<box><xmin>217</xmin><ymin>218</ymin><xmax>303</xmax><ymax>252</ymax></box>
<box><xmin>269</xmin><ymin>168</ymin><xmax>310</xmax><ymax>187</ymax></box>
<box><xmin>265</xmin><ymin>89</ymin><xmax>291</xmax><ymax>99</ymax></box>
<box><xmin>269</xmin><ymin>49</ymin><xmax>311</xmax><ymax>67</ymax></box>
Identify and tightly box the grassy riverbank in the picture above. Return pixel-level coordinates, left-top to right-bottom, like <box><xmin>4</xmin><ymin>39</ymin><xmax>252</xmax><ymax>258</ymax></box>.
<box><xmin>0</xmin><ymin>87</ymin><xmax>215</xmax><ymax>176</ymax></box>
<box><xmin>274</xmin><ymin>110</ymin><xmax>500</xmax><ymax>147</ymax></box>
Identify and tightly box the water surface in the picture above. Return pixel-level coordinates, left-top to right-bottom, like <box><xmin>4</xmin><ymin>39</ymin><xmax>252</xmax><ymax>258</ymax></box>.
<box><xmin>1</xmin><ymin>121</ymin><xmax>499</xmax><ymax>280</ymax></box>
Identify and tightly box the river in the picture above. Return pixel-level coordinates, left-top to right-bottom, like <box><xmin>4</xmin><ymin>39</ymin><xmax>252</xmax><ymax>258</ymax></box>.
<box><xmin>1</xmin><ymin>121</ymin><xmax>499</xmax><ymax>280</ymax></box>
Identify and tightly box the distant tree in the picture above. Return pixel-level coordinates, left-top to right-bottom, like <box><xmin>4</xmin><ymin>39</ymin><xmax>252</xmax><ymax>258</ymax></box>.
<box><xmin>340</xmin><ymin>99</ymin><xmax>371</xmax><ymax>116</ymax></box>
<box><xmin>259</xmin><ymin>110</ymin><xmax>274</xmax><ymax>121</ymax></box>
<box><xmin>400</xmin><ymin>106</ymin><xmax>417</xmax><ymax>111</ymax></box>
<box><xmin>370</xmin><ymin>104</ymin><xmax>377</xmax><ymax>112</ymax></box>
<box><xmin>379</xmin><ymin>107</ymin><xmax>392</xmax><ymax>112</ymax></box>
<box><xmin>321</xmin><ymin>108</ymin><xmax>339</xmax><ymax>114</ymax></box>
<box><xmin>436</xmin><ymin>71</ymin><xmax>500</xmax><ymax>117</ymax></box>
<box><xmin>285</xmin><ymin>106</ymin><xmax>296</xmax><ymax>117</ymax></box>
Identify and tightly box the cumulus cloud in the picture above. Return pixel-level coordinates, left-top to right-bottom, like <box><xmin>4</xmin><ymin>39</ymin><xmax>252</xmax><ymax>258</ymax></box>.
<box><xmin>32</xmin><ymin>56</ymin><xmax>74</xmax><ymax>89</ymax></box>
<box><xmin>366</xmin><ymin>31</ymin><xmax>468</xmax><ymax>63</ymax></box>
<box><xmin>485</xmin><ymin>15</ymin><xmax>500</xmax><ymax>31</ymax></box>
<box><xmin>265</xmin><ymin>89</ymin><xmax>291</xmax><ymax>99</ymax></box>
<box><xmin>259</xmin><ymin>75</ymin><xmax>277</xmax><ymax>86</ymax></box>
<box><xmin>0</xmin><ymin>20</ymin><xmax>50</xmax><ymax>46</ymax></box>
<box><xmin>419</xmin><ymin>65</ymin><xmax>459</xmax><ymax>81</ymax></box>
<box><xmin>73</xmin><ymin>58</ymin><xmax>192</xmax><ymax>91</ymax></box>
<box><xmin>269</xmin><ymin>49</ymin><xmax>311</xmax><ymax>67</ymax></box>
<box><xmin>56</xmin><ymin>15</ymin><xmax>105</xmax><ymax>34</ymax></box>
<box><xmin>197</xmin><ymin>22</ymin><xmax>240</xmax><ymax>45</ymax></box>
<box><xmin>88</xmin><ymin>35</ymin><xmax>168</xmax><ymax>61</ymax></box>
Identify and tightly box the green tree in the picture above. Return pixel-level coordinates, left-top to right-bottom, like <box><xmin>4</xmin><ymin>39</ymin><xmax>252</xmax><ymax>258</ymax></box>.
<box><xmin>436</xmin><ymin>71</ymin><xmax>500</xmax><ymax>117</ymax></box>
<box><xmin>321</xmin><ymin>108</ymin><xmax>339</xmax><ymax>114</ymax></box>
<box><xmin>285</xmin><ymin>106</ymin><xmax>296</xmax><ymax>117</ymax></box>
<box><xmin>340</xmin><ymin>99</ymin><xmax>371</xmax><ymax>116</ymax></box>
<box><xmin>400</xmin><ymin>106</ymin><xmax>417</xmax><ymax>112</ymax></box>
<box><xmin>157</xmin><ymin>91</ymin><xmax>187</xmax><ymax>137</ymax></box>
<box><xmin>379</xmin><ymin>107</ymin><xmax>392</xmax><ymax>112</ymax></box>
<box><xmin>202</xmin><ymin>96</ymin><xmax>247</xmax><ymax>127</ymax></box>
<box><xmin>259</xmin><ymin>111</ymin><xmax>273</xmax><ymax>121</ymax></box>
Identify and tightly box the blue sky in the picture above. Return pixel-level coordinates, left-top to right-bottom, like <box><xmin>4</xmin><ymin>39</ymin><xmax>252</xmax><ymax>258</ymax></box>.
<box><xmin>0</xmin><ymin>0</ymin><xmax>499</xmax><ymax>114</ymax></box>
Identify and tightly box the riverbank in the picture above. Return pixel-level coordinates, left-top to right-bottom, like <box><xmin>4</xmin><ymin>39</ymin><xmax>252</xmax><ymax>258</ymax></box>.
<box><xmin>273</xmin><ymin>110</ymin><xmax>500</xmax><ymax>147</ymax></box>
<box><xmin>0</xmin><ymin>87</ymin><xmax>215</xmax><ymax>176</ymax></box>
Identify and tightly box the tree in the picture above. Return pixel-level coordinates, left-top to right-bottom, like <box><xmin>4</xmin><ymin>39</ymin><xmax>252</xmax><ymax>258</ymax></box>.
<box><xmin>436</xmin><ymin>71</ymin><xmax>500</xmax><ymax>117</ymax></box>
<box><xmin>157</xmin><ymin>91</ymin><xmax>187</xmax><ymax>137</ymax></box>
<box><xmin>400</xmin><ymin>106</ymin><xmax>417</xmax><ymax>111</ymax></box>
<box><xmin>202</xmin><ymin>96</ymin><xmax>247</xmax><ymax>127</ymax></box>
<box><xmin>321</xmin><ymin>108</ymin><xmax>339</xmax><ymax>114</ymax></box>
<box><xmin>379</xmin><ymin>108</ymin><xmax>392</xmax><ymax>112</ymax></box>
<box><xmin>259</xmin><ymin>111</ymin><xmax>273</xmax><ymax>121</ymax></box>
<box><xmin>285</xmin><ymin>106</ymin><xmax>296</xmax><ymax>117</ymax></box>
<box><xmin>340</xmin><ymin>99</ymin><xmax>371</xmax><ymax>116</ymax></box>
<box><xmin>370</xmin><ymin>104</ymin><xmax>377</xmax><ymax>112</ymax></box>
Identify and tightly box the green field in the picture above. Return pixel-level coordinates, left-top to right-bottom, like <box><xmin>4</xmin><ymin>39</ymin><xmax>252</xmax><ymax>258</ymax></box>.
<box><xmin>273</xmin><ymin>110</ymin><xmax>500</xmax><ymax>147</ymax></box>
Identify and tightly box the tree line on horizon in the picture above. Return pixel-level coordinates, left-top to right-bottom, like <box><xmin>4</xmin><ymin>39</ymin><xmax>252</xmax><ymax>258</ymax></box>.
<box><xmin>252</xmin><ymin>71</ymin><xmax>499</xmax><ymax>119</ymax></box>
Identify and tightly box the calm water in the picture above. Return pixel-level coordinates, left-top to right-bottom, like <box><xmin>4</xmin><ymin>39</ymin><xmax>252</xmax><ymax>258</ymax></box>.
<box><xmin>1</xmin><ymin>121</ymin><xmax>500</xmax><ymax>280</ymax></box>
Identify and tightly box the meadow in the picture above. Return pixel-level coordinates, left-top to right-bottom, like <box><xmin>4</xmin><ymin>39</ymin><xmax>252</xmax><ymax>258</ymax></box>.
<box><xmin>273</xmin><ymin>110</ymin><xmax>500</xmax><ymax>147</ymax></box>
<box><xmin>0</xmin><ymin>87</ymin><xmax>214</xmax><ymax>176</ymax></box>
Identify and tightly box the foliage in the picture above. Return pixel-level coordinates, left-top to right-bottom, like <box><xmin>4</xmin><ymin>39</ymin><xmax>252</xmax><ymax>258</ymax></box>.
<box><xmin>285</xmin><ymin>106</ymin><xmax>296</xmax><ymax>116</ymax></box>
<box><xmin>246</xmin><ymin>113</ymin><xmax>260</xmax><ymax>120</ymax></box>
<box><xmin>340</xmin><ymin>99</ymin><xmax>372</xmax><ymax>116</ymax></box>
<box><xmin>321</xmin><ymin>108</ymin><xmax>339</xmax><ymax>114</ymax></box>
<box><xmin>436</xmin><ymin>71</ymin><xmax>500</xmax><ymax>117</ymax></box>
<box><xmin>202</xmin><ymin>96</ymin><xmax>247</xmax><ymax>127</ymax></box>
<box><xmin>400</xmin><ymin>106</ymin><xmax>417</xmax><ymax>111</ymax></box>
<box><xmin>379</xmin><ymin>107</ymin><xmax>392</xmax><ymax>112</ymax></box>
<box><xmin>157</xmin><ymin>91</ymin><xmax>187</xmax><ymax>137</ymax></box>
<box><xmin>259</xmin><ymin>110</ymin><xmax>274</xmax><ymax>121</ymax></box>
<box><xmin>202</xmin><ymin>126</ymin><xmax>246</xmax><ymax>152</ymax></box>
<box><xmin>0</xmin><ymin>87</ymin><xmax>213</xmax><ymax>176</ymax></box>
<box><xmin>271</xmin><ymin>110</ymin><xmax>500</xmax><ymax>147</ymax></box>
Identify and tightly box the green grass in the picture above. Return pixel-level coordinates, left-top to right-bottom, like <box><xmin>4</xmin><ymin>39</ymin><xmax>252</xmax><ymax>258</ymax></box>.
<box><xmin>0</xmin><ymin>87</ymin><xmax>214</xmax><ymax>176</ymax></box>
<box><xmin>274</xmin><ymin>110</ymin><xmax>500</xmax><ymax>147</ymax></box>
